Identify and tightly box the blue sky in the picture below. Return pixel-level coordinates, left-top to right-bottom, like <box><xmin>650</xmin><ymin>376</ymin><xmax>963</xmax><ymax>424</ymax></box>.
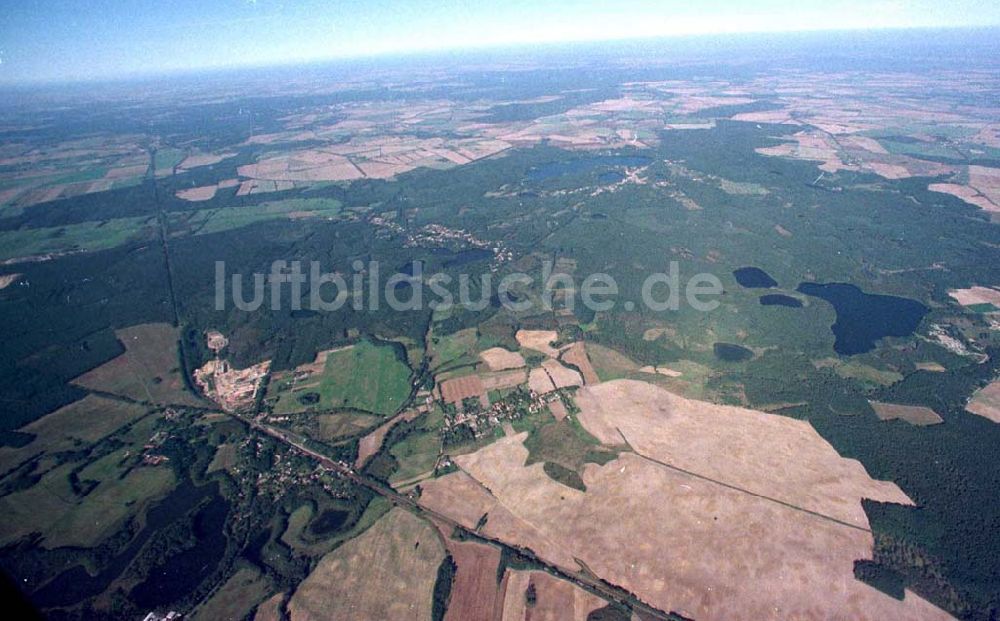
<box><xmin>2</xmin><ymin>0</ymin><xmax>999</xmax><ymax>83</ymax></box>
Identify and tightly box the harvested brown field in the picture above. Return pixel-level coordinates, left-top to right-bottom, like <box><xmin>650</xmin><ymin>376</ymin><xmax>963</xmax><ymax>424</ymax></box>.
<box><xmin>179</xmin><ymin>152</ymin><xmax>236</xmax><ymax>169</ymax></box>
<box><xmin>500</xmin><ymin>570</ymin><xmax>606</xmax><ymax>621</ymax></box>
<box><xmin>870</xmin><ymin>401</ymin><xmax>944</xmax><ymax>426</ymax></box>
<box><xmin>547</xmin><ymin>399</ymin><xmax>568</xmax><ymax>421</ymax></box>
<box><xmin>440</xmin><ymin>375</ymin><xmax>488</xmax><ymax>408</ymax></box>
<box><xmin>966</xmin><ymin>379</ymin><xmax>1000</xmax><ymax>423</ymax></box>
<box><xmin>479</xmin><ymin>347</ymin><xmax>525</xmax><ymax>370</ymax></box>
<box><xmin>422</xmin><ymin>426</ymin><xmax>948</xmax><ymax>621</ymax></box>
<box><xmin>916</xmin><ymin>361</ymin><xmax>947</xmax><ymax>372</ymax></box>
<box><xmin>420</xmin><ymin>379</ymin><xmax>948</xmax><ymax>621</ymax></box>
<box><xmin>928</xmin><ymin>183</ymin><xmax>997</xmax><ymax>213</ymax></box>
<box><xmin>560</xmin><ymin>342</ymin><xmax>599</xmax><ymax>384</ymax></box>
<box><xmin>238</xmin><ymin>151</ymin><xmax>363</xmax><ymax>183</ymax></box>
<box><xmin>968</xmin><ymin>165</ymin><xmax>1000</xmax><ymax>210</ymax></box>
<box><xmin>176</xmin><ymin>185</ymin><xmax>218</xmax><ymax>201</ymax></box>
<box><xmin>576</xmin><ymin>380</ymin><xmax>912</xmax><ymax>525</ymax></box>
<box><xmin>355</xmin><ymin>409</ymin><xmax>422</xmax><ymax>468</ymax></box>
<box><xmin>515</xmin><ymin>330</ymin><xmax>561</xmax><ymax>357</ymax></box>
<box><xmin>288</xmin><ymin>508</ymin><xmax>444</xmax><ymax>621</ymax></box>
<box><xmin>420</xmin><ymin>470</ymin><xmax>495</xmax><ymax>527</ymax></box>
<box><xmin>253</xmin><ymin>592</ymin><xmax>286</xmax><ymax>621</ymax></box>
<box><xmin>528</xmin><ymin>367</ymin><xmax>556</xmax><ymax>394</ymax></box>
<box><xmin>948</xmin><ymin>286</ymin><xmax>1000</xmax><ymax>308</ymax></box>
<box><xmin>442</xmin><ymin>538</ymin><xmax>503</xmax><ymax>621</ymax></box>
<box><xmin>480</xmin><ymin>369</ymin><xmax>528</xmax><ymax>391</ymax></box>
<box><xmin>73</xmin><ymin>323</ymin><xmax>204</xmax><ymax>407</ymax></box>
<box><xmin>541</xmin><ymin>358</ymin><xmax>583</xmax><ymax>389</ymax></box>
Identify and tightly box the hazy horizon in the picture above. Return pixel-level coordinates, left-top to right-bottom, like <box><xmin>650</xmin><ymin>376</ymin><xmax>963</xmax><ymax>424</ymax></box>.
<box><xmin>3</xmin><ymin>0</ymin><xmax>1000</xmax><ymax>84</ymax></box>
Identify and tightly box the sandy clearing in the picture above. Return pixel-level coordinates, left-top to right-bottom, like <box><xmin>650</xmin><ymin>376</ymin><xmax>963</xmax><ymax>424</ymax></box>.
<box><xmin>541</xmin><ymin>359</ymin><xmax>583</xmax><ymax>390</ymax></box>
<box><xmin>638</xmin><ymin>365</ymin><xmax>682</xmax><ymax>377</ymax></box>
<box><xmin>179</xmin><ymin>152</ymin><xmax>236</xmax><ymax>169</ymax></box>
<box><xmin>870</xmin><ymin>401</ymin><xmax>944</xmax><ymax>426</ymax></box>
<box><xmin>574</xmin><ymin>380</ymin><xmax>912</xmax><ymax>527</ymax></box>
<box><xmin>515</xmin><ymin>330</ymin><xmax>561</xmax><ymax>357</ymax></box>
<box><xmin>480</xmin><ymin>347</ymin><xmax>525</xmax><ymax>371</ymax></box>
<box><xmin>642</xmin><ymin>328</ymin><xmax>667</xmax><ymax>341</ymax></box>
<box><xmin>443</xmin><ymin>539</ymin><xmax>502</xmax><ymax>621</ymax></box>
<box><xmin>966</xmin><ymin>379</ymin><xmax>1000</xmax><ymax>423</ymax></box>
<box><xmin>288</xmin><ymin>508</ymin><xmax>443</xmax><ymax>621</ymax></box>
<box><xmin>500</xmin><ymin>570</ymin><xmax>606</xmax><ymax>621</ymax></box>
<box><xmin>560</xmin><ymin>342</ymin><xmax>599</xmax><ymax>385</ymax></box>
<box><xmin>424</xmin><ymin>430</ymin><xmax>952</xmax><ymax>621</ymax></box>
<box><xmin>775</xmin><ymin>224</ymin><xmax>793</xmax><ymax>237</ymax></box>
<box><xmin>528</xmin><ymin>367</ymin><xmax>556</xmax><ymax>394</ymax></box>
<box><xmin>176</xmin><ymin>185</ymin><xmax>218</xmax><ymax>201</ymax></box>
<box><xmin>948</xmin><ymin>286</ymin><xmax>1000</xmax><ymax>307</ymax></box>
<box><xmin>0</xmin><ymin>273</ymin><xmax>21</xmax><ymax>289</ymax></box>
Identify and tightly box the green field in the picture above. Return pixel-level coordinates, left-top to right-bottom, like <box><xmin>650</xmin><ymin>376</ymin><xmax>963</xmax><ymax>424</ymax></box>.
<box><xmin>0</xmin><ymin>215</ymin><xmax>156</xmax><ymax>260</ymax></box>
<box><xmin>388</xmin><ymin>409</ymin><xmax>446</xmax><ymax>486</ymax></box>
<box><xmin>174</xmin><ymin>197</ymin><xmax>343</xmax><ymax>236</ymax></box>
<box><xmin>272</xmin><ymin>340</ymin><xmax>411</xmax><ymax>416</ymax></box>
<box><xmin>0</xmin><ymin>394</ymin><xmax>148</xmax><ymax>473</ymax></box>
<box><xmin>154</xmin><ymin>148</ymin><xmax>186</xmax><ymax>176</ymax></box>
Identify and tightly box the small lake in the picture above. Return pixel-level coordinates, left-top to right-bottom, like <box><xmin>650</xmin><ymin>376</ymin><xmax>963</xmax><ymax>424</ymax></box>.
<box><xmin>796</xmin><ymin>282</ymin><xmax>928</xmax><ymax>355</ymax></box>
<box><xmin>309</xmin><ymin>508</ymin><xmax>351</xmax><ymax>536</ymax></box>
<box><xmin>759</xmin><ymin>294</ymin><xmax>803</xmax><ymax>308</ymax></box>
<box><xmin>714</xmin><ymin>342</ymin><xmax>754</xmax><ymax>362</ymax></box>
<box><xmin>526</xmin><ymin>155</ymin><xmax>652</xmax><ymax>181</ymax></box>
<box><xmin>733</xmin><ymin>267</ymin><xmax>777</xmax><ymax>288</ymax></box>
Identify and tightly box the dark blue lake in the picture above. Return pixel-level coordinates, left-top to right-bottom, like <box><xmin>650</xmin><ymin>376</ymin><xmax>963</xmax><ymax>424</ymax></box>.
<box><xmin>526</xmin><ymin>155</ymin><xmax>652</xmax><ymax>181</ymax></box>
<box><xmin>31</xmin><ymin>480</ymin><xmax>223</xmax><ymax>608</ymax></box>
<box><xmin>796</xmin><ymin>282</ymin><xmax>928</xmax><ymax>355</ymax></box>
<box><xmin>714</xmin><ymin>342</ymin><xmax>754</xmax><ymax>362</ymax></box>
<box><xmin>733</xmin><ymin>267</ymin><xmax>778</xmax><ymax>288</ymax></box>
<box><xmin>760</xmin><ymin>294</ymin><xmax>803</xmax><ymax>308</ymax></box>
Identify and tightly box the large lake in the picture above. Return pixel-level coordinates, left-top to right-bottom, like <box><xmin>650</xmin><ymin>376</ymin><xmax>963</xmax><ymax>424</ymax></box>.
<box><xmin>796</xmin><ymin>282</ymin><xmax>928</xmax><ymax>355</ymax></box>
